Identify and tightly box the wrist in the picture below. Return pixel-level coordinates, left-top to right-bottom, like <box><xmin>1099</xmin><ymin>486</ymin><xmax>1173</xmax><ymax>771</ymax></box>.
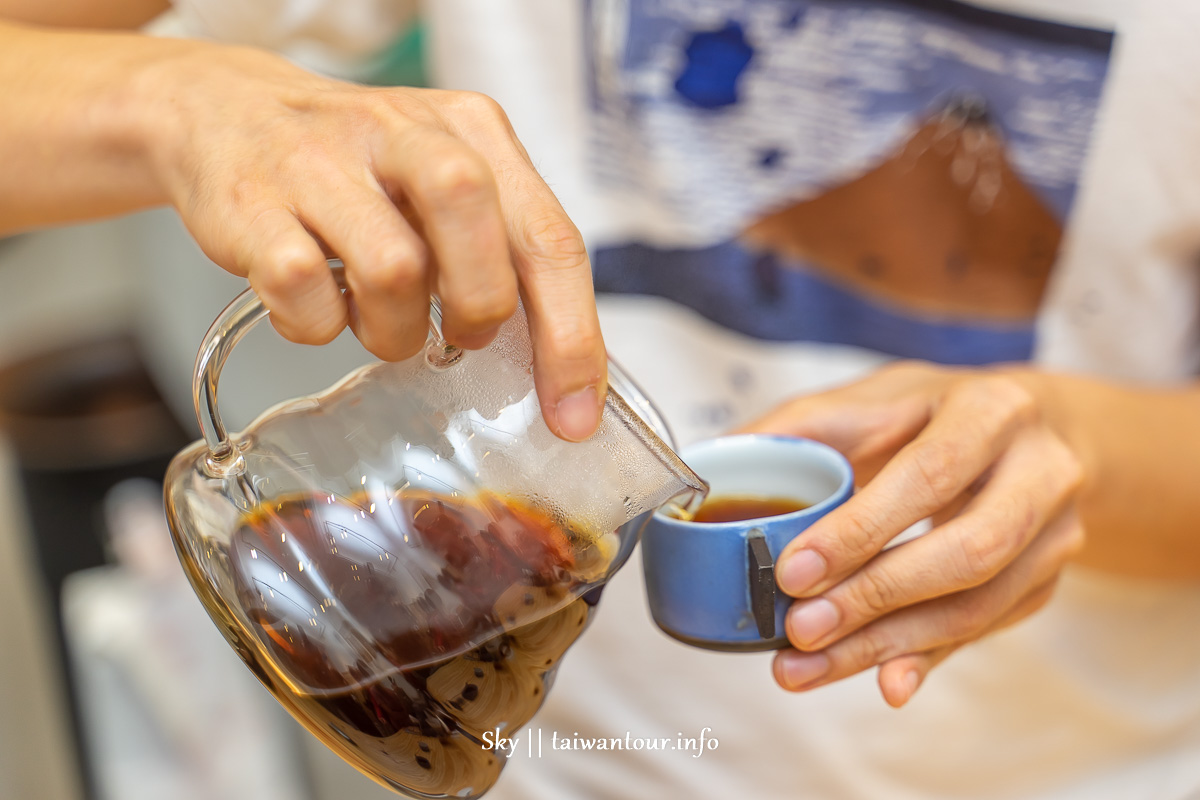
<box><xmin>115</xmin><ymin>39</ymin><xmax>336</xmax><ymax>214</ymax></box>
<box><xmin>104</xmin><ymin>36</ymin><xmax>214</xmax><ymax>210</ymax></box>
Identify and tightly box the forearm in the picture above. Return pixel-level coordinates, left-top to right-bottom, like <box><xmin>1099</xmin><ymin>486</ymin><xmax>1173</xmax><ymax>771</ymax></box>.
<box><xmin>0</xmin><ymin>0</ymin><xmax>168</xmax><ymax>29</ymax></box>
<box><xmin>0</xmin><ymin>19</ymin><xmax>191</xmax><ymax>234</ymax></box>
<box><xmin>1012</xmin><ymin>368</ymin><xmax>1200</xmax><ymax>579</ymax></box>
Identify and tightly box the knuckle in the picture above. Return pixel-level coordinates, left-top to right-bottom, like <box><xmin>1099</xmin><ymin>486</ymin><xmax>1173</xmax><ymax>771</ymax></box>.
<box><xmin>944</xmin><ymin>593</ymin><xmax>994</xmax><ymax>640</ymax></box>
<box><xmin>455</xmin><ymin>91</ymin><xmax>510</xmax><ymax>124</ymax></box>
<box><xmin>375</xmin><ymin>85</ymin><xmax>431</xmax><ymax>117</ymax></box>
<box><xmin>228</xmin><ymin>179</ymin><xmax>262</xmax><ymax>210</ymax></box>
<box><xmin>839</xmin><ymin>506</ymin><xmax>891</xmax><ymax>559</ymax></box>
<box><xmin>449</xmin><ymin>284</ymin><xmax>519</xmax><ymax>330</ymax></box>
<box><xmin>956</xmin><ymin>523</ymin><xmax>1013</xmax><ymax>585</ymax></box>
<box><xmin>519</xmin><ymin>213</ymin><xmax>589</xmax><ymax>269</ymax></box>
<box><xmin>256</xmin><ymin>245</ymin><xmax>326</xmax><ymax>293</ymax></box>
<box><xmin>367</xmin><ymin>94</ymin><xmax>415</xmax><ymax>129</ymax></box>
<box><xmin>908</xmin><ymin>439</ymin><xmax>963</xmax><ymax>507</ymax></box>
<box><xmin>355</xmin><ymin>244</ymin><xmax>426</xmax><ymax>294</ymax></box>
<box><xmin>280</xmin><ymin>138</ymin><xmax>328</xmax><ymax>172</ymax></box>
<box><xmin>853</xmin><ymin>625</ymin><xmax>901</xmax><ymax>667</ymax></box>
<box><xmin>420</xmin><ymin>153</ymin><xmax>492</xmax><ymax>208</ymax></box>
<box><xmin>849</xmin><ymin>569</ymin><xmax>901</xmax><ymax>617</ymax></box>
<box><xmin>543</xmin><ymin>312</ymin><xmax>604</xmax><ymax>365</ymax></box>
<box><xmin>967</xmin><ymin>375</ymin><xmax>1039</xmax><ymax>426</ymax></box>
<box><xmin>1006</xmin><ymin>382</ymin><xmax>1039</xmax><ymax>424</ymax></box>
<box><xmin>1053</xmin><ymin>439</ymin><xmax>1085</xmax><ymax>495</ymax></box>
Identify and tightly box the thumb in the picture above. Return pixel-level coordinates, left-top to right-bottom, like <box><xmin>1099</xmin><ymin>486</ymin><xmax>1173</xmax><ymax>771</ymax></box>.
<box><xmin>736</xmin><ymin>390</ymin><xmax>932</xmax><ymax>478</ymax></box>
<box><xmin>735</xmin><ymin>394</ymin><xmax>872</xmax><ymax>447</ymax></box>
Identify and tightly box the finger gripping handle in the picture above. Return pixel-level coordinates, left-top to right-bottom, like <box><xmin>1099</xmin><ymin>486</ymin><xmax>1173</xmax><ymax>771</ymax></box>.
<box><xmin>193</xmin><ymin>261</ymin><xmax>350</xmax><ymax>475</ymax></box>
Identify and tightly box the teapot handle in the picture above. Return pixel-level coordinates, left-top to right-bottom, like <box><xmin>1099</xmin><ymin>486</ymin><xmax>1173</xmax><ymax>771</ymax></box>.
<box><xmin>192</xmin><ymin>259</ymin><xmax>458</xmax><ymax>474</ymax></box>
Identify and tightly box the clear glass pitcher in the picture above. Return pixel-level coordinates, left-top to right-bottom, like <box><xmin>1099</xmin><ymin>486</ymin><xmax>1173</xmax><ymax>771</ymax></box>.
<box><xmin>163</xmin><ymin>263</ymin><xmax>705</xmax><ymax>798</ymax></box>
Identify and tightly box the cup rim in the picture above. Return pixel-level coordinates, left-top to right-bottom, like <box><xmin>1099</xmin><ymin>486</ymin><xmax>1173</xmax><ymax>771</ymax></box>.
<box><xmin>653</xmin><ymin>434</ymin><xmax>854</xmax><ymax>529</ymax></box>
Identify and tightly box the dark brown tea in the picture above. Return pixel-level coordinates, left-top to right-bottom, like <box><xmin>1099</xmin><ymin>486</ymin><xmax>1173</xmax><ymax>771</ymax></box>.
<box><xmin>687</xmin><ymin>495</ymin><xmax>810</xmax><ymax>523</ymax></box>
<box><xmin>183</xmin><ymin>489</ymin><xmax>596</xmax><ymax>798</ymax></box>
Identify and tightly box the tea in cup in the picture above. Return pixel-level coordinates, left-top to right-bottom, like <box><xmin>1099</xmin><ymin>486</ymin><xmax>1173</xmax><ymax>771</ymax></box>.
<box><xmin>640</xmin><ymin>435</ymin><xmax>853</xmax><ymax>651</ymax></box>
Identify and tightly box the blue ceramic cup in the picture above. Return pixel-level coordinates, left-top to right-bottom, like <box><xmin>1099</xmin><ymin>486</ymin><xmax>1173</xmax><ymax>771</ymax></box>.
<box><xmin>640</xmin><ymin>435</ymin><xmax>854</xmax><ymax>651</ymax></box>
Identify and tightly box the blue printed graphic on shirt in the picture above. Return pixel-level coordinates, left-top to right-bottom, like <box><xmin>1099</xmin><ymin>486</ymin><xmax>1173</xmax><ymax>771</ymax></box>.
<box><xmin>584</xmin><ymin>0</ymin><xmax>1114</xmax><ymax>364</ymax></box>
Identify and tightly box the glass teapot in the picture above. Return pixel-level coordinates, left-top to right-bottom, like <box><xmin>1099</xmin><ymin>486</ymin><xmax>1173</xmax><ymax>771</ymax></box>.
<box><xmin>163</xmin><ymin>263</ymin><xmax>706</xmax><ymax>798</ymax></box>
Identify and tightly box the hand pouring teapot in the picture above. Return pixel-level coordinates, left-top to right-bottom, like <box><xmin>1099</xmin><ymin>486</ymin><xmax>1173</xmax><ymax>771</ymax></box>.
<box><xmin>163</xmin><ymin>262</ymin><xmax>706</xmax><ymax>798</ymax></box>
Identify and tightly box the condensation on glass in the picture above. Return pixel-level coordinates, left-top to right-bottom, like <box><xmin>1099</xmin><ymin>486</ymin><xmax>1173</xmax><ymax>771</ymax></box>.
<box><xmin>163</xmin><ymin>261</ymin><xmax>705</xmax><ymax>798</ymax></box>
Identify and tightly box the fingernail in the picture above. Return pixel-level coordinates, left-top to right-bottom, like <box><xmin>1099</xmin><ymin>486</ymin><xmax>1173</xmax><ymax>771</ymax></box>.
<box><xmin>778</xmin><ymin>549</ymin><xmax>826</xmax><ymax>595</ymax></box>
<box><xmin>776</xmin><ymin>651</ymin><xmax>830</xmax><ymax>690</ymax></box>
<box><xmin>553</xmin><ymin>386</ymin><xmax>600</xmax><ymax>442</ymax></box>
<box><xmin>787</xmin><ymin>599</ymin><xmax>840</xmax><ymax>647</ymax></box>
<box><xmin>902</xmin><ymin>669</ymin><xmax>921</xmax><ymax>702</ymax></box>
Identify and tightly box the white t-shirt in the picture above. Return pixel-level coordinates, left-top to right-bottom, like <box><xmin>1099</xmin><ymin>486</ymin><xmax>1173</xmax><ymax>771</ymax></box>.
<box><xmin>165</xmin><ymin>1</ymin><xmax>1200</xmax><ymax>797</ymax></box>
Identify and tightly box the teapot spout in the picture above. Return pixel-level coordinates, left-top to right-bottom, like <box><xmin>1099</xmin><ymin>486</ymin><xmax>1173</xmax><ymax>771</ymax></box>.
<box><xmin>603</xmin><ymin>382</ymin><xmax>709</xmax><ymax>516</ymax></box>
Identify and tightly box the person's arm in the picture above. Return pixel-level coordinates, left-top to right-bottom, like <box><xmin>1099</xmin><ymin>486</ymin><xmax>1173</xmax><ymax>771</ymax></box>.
<box><xmin>0</xmin><ymin>18</ymin><xmax>606</xmax><ymax>441</ymax></box>
<box><xmin>741</xmin><ymin>363</ymin><xmax>1200</xmax><ymax>706</ymax></box>
<box><xmin>0</xmin><ymin>20</ymin><xmax>173</xmax><ymax>230</ymax></box>
<box><xmin>0</xmin><ymin>0</ymin><xmax>167</xmax><ymax>29</ymax></box>
<box><xmin>1019</xmin><ymin>370</ymin><xmax>1200</xmax><ymax>578</ymax></box>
